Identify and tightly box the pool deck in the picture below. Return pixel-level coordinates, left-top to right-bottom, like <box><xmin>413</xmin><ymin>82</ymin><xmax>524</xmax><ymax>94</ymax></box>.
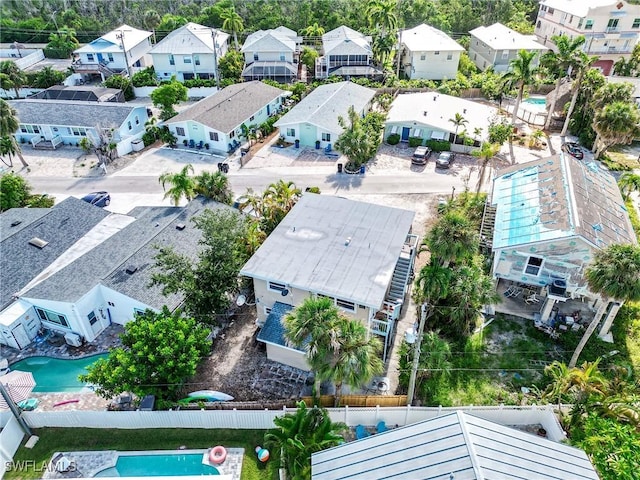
<box><xmin>42</xmin><ymin>448</ymin><xmax>244</xmax><ymax>480</ymax></box>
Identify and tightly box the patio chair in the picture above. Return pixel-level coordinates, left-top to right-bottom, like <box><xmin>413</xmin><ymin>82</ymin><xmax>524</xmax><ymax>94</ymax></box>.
<box><xmin>189</xmin><ymin>139</ymin><xmax>195</xmax><ymax>149</ymax></box>
<box><xmin>525</xmin><ymin>293</ymin><xmax>540</xmax><ymax>305</ymax></box>
<box><xmin>196</xmin><ymin>140</ymin><xmax>203</xmax><ymax>150</ymax></box>
<box><xmin>355</xmin><ymin>425</ymin><xmax>370</xmax><ymax>440</ymax></box>
<box><xmin>376</xmin><ymin>421</ymin><xmax>388</xmax><ymax>434</ymax></box>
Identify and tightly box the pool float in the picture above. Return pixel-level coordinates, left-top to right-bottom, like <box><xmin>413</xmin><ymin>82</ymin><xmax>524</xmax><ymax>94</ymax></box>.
<box><xmin>53</xmin><ymin>399</ymin><xmax>79</xmax><ymax>407</ymax></box>
<box><xmin>209</xmin><ymin>446</ymin><xmax>227</xmax><ymax>465</ymax></box>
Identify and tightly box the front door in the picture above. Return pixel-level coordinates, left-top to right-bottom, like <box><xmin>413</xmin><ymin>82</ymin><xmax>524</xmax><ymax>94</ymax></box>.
<box><xmin>401</xmin><ymin>127</ymin><xmax>410</xmax><ymax>141</ymax></box>
<box><xmin>12</xmin><ymin>324</ymin><xmax>30</xmax><ymax>349</ymax></box>
<box><xmin>97</xmin><ymin>53</ymin><xmax>104</xmax><ymax>63</ymax></box>
<box><xmin>267</xmin><ymin>104</ymin><xmax>271</xmax><ymax>116</ymax></box>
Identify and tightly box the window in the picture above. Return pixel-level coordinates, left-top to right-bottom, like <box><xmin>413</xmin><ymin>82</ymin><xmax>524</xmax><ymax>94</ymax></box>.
<box><xmin>569</xmin><ymin>15</ymin><xmax>573</xmax><ymax>24</ymax></box>
<box><xmin>176</xmin><ymin>127</ymin><xmax>185</xmax><ymax>136</ymax></box>
<box><xmin>536</xmin><ymin>20</ymin><xmax>541</xmax><ymax>28</ymax></box>
<box><xmin>548</xmin><ymin>7</ymin><xmax>554</xmax><ymax>14</ymax></box>
<box><xmin>585</xmin><ymin>19</ymin><xmax>594</xmax><ymax>30</ymax></box>
<box><xmin>268</xmin><ymin>281</ymin><xmax>287</xmax><ymax>293</ymax></box>
<box><xmin>88</xmin><ymin>311</ymin><xmax>98</xmax><ymax>326</ymax></box>
<box><xmin>634</xmin><ymin>18</ymin><xmax>640</xmax><ymax>29</ymax></box>
<box><xmin>229</xmin><ymin>130</ymin><xmax>235</xmax><ymax>138</ymax></box>
<box><xmin>263</xmin><ymin>307</ymin><xmax>272</xmax><ymax>316</ymax></box>
<box><xmin>87</xmin><ymin>53</ymin><xmax>94</xmax><ymax>62</ymax></box>
<box><xmin>209</xmin><ymin>131</ymin><xmax>219</xmax><ymax>141</ymax></box>
<box><xmin>169</xmin><ymin>54</ymin><xmax>175</xmax><ymax>65</ymax></box>
<box><xmin>322</xmin><ymin>133</ymin><xmax>331</xmax><ymax>141</ymax></box>
<box><xmin>525</xmin><ymin>256</ymin><xmax>543</xmax><ymax>276</ymax></box>
<box><xmin>578</xmin><ymin>18</ymin><xmax>584</xmax><ymax>29</ymax></box>
<box><xmin>434</xmin><ymin>51</ymin><xmax>440</xmax><ymax>55</ymax></box>
<box><xmin>107</xmin><ymin>53</ymin><xmax>114</xmax><ymax>62</ymax></box>
<box><xmin>194</xmin><ymin>55</ymin><xmax>200</xmax><ymax>65</ymax></box>
<box><xmin>135</xmin><ymin>116</ymin><xmax>139</xmax><ymax>125</ymax></box>
<box><xmin>280</xmin><ymin>53</ymin><xmax>285</xmax><ymax>61</ymax></box>
<box><xmin>607</xmin><ymin>18</ymin><xmax>619</xmax><ymax>28</ymax></box>
<box><xmin>36</xmin><ymin>307</ymin><xmax>70</xmax><ymax>328</ymax></box>
<box><xmin>250</xmin><ymin>115</ymin><xmax>255</xmax><ymax>121</ymax></box>
<box><xmin>127</xmin><ymin>121</ymin><xmax>132</xmax><ymax>130</ymax></box>
<box><xmin>254</xmin><ymin>53</ymin><xmax>259</xmax><ymax>61</ymax></box>
<box><xmin>420</xmin><ymin>54</ymin><xmax>426</xmax><ymax>60</ymax></box>
<box><xmin>336</xmin><ymin>298</ymin><xmax>355</xmax><ymax>311</ymax></box>
<box><xmin>286</xmin><ymin>128</ymin><xmax>296</xmax><ymax>137</ymax></box>
<box><xmin>53</xmin><ymin>127</ymin><xmax>58</xmax><ymax>132</ymax></box>
<box><xmin>502</xmin><ymin>50</ymin><xmax>509</xmax><ymax>59</ymax></box>
<box><xmin>134</xmin><ymin>308</ymin><xmax>145</xmax><ymax>317</ymax></box>
<box><xmin>447</xmin><ymin>53</ymin><xmax>453</xmax><ymax>60</ymax></box>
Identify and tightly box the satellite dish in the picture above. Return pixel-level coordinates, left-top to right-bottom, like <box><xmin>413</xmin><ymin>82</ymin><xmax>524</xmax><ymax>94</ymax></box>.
<box><xmin>236</xmin><ymin>294</ymin><xmax>246</xmax><ymax>306</ymax></box>
<box><xmin>281</xmin><ymin>289</ymin><xmax>289</xmax><ymax>297</ymax></box>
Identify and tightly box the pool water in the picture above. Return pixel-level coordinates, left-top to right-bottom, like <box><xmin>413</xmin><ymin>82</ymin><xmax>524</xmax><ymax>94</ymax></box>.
<box><xmin>11</xmin><ymin>354</ymin><xmax>108</xmax><ymax>392</ymax></box>
<box><xmin>524</xmin><ymin>97</ymin><xmax>546</xmax><ymax>105</ymax></box>
<box><xmin>95</xmin><ymin>453</ymin><xmax>219</xmax><ymax>477</ymax></box>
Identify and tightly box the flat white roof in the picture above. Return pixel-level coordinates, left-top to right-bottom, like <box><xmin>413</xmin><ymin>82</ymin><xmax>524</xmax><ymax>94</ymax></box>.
<box><xmin>541</xmin><ymin>0</ymin><xmax>632</xmax><ymax>17</ymax></box>
<box><xmin>470</xmin><ymin>23</ymin><xmax>547</xmax><ymax>51</ymax></box>
<box><xmin>402</xmin><ymin>24</ymin><xmax>464</xmax><ymax>53</ymax></box>
<box><xmin>386</xmin><ymin>92</ymin><xmax>499</xmax><ymax>141</ymax></box>
<box><xmin>240</xmin><ymin>194</ymin><xmax>415</xmax><ymax>308</ymax></box>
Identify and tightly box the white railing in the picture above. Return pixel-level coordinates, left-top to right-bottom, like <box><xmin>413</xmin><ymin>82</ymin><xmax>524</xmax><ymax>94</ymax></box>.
<box><xmin>51</xmin><ymin>135</ymin><xmax>63</xmax><ymax>148</ymax></box>
<box><xmin>21</xmin><ymin>404</ymin><xmax>566</xmax><ymax>442</ymax></box>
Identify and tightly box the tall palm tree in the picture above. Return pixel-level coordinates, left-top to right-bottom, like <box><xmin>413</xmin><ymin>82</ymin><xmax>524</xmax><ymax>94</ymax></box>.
<box><xmin>158</xmin><ymin>164</ymin><xmax>197</xmax><ymax>206</ymax></box>
<box><xmin>0</xmin><ymin>99</ymin><xmax>27</xmax><ymax>168</ymax></box>
<box><xmin>592</xmin><ymin>101</ymin><xmax>640</xmax><ymax>159</ymax></box>
<box><xmin>561</xmin><ymin>52</ymin><xmax>597</xmax><ymax>137</ymax></box>
<box><xmin>569</xmin><ymin>244</ymin><xmax>640</xmax><ymax>367</ymax></box>
<box><xmin>220</xmin><ymin>8</ymin><xmax>243</xmax><ymax>50</ymax></box>
<box><xmin>501</xmin><ymin>49</ymin><xmax>539</xmax><ymax>125</ymax></box>
<box><xmin>426</xmin><ymin>211</ymin><xmax>480</xmax><ymax>268</ymax></box>
<box><xmin>0</xmin><ymin>135</ymin><xmax>17</xmax><ymax>167</ymax></box>
<box><xmin>264</xmin><ymin>401</ymin><xmax>346</xmax><ymax>479</ymax></box>
<box><xmin>472</xmin><ymin>142</ymin><xmax>500</xmax><ymax>194</ymax></box>
<box><xmin>542</xmin><ymin>34</ymin><xmax>586</xmax><ymax>131</ymax></box>
<box><xmin>194</xmin><ymin>170</ymin><xmax>233</xmax><ymax>204</ymax></box>
<box><xmin>0</xmin><ymin>60</ymin><xmax>26</xmax><ymax>99</ymax></box>
<box><xmin>618</xmin><ymin>172</ymin><xmax>640</xmax><ymax>200</ymax></box>
<box><xmin>365</xmin><ymin>0</ymin><xmax>398</xmax><ymax>35</ymax></box>
<box><xmin>448</xmin><ymin>113</ymin><xmax>468</xmax><ymax>145</ymax></box>
<box><xmin>301</xmin><ymin>22</ymin><xmax>325</xmax><ymax>41</ymax></box>
<box><xmin>261</xmin><ymin>179</ymin><xmax>302</xmax><ymax>234</ymax></box>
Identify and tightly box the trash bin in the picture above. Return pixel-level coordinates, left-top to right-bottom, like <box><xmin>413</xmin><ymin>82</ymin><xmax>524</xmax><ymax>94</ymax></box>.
<box><xmin>139</xmin><ymin>394</ymin><xmax>155</xmax><ymax>411</ymax></box>
<box><xmin>295</xmin><ymin>139</ymin><xmax>300</xmax><ymax>149</ymax></box>
<box><xmin>359</xmin><ymin>165</ymin><xmax>365</xmax><ymax>174</ymax></box>
<box><xmin>337</xmin><ymin>163</ymin><xmax>343</xmax><ymax>173</ymax></box>
<box><xmin>222</xmin><ymin>163</ymin><xmax>229</xmax><ymax>174</ymax></box>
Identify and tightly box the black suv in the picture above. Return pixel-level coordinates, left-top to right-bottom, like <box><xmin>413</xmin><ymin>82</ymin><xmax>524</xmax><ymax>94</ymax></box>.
<box><xmin>435</xmin><ymin>151</ymin><xmax>456</xmax><ymax>169</ymax></box>
<box><xmin>411</xmin><ymin>146</ymin><xmax>432</xmax><ymax>166</ymax></box>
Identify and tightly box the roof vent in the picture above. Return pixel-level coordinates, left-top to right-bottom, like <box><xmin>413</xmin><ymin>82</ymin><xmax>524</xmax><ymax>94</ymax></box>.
<box><xmin>29</xmin><ymin>237</ymin><xmax>48</xmax><ymax>249</ymax></box>
<box><xmin>175</xmin><ymin>223</ymin><xmax>186</xmax><ymax>231</ymax></box>
<box><xmin>125</xmin><ymin>265</ymin><xmax>138</xmax><ymax>275</ymax></box>
<box><xmin>10</xmin><ymin>220</ymin><xmax>22</xmax><ymax>227</ymax></box>
<box><xmin>345</xmin><ymin>236</ymin><xmax>352</xmax><ymax>246</ymax></box>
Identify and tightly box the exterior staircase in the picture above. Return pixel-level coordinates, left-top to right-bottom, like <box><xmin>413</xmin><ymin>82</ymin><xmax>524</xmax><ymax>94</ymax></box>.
<box><xmin>387</xmin><ymin>255</ymin><xmax>412</xmax><ymax>303</ymax></box>
<box><xmin>480</xmin><ymin>201</ymin><xmax>496</xmax><ymax>253</ymax></box>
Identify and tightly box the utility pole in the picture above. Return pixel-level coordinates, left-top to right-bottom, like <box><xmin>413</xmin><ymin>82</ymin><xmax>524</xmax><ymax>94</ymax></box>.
<box><xmin>116</xmin><ymin>30</ymin><xmax>132</xmax><ymax>78</ymax></box>
<box><xmin>396</xmin><ymin>29</ymin><xmax>403</xmax><ymax>78</ymax></box>
<box><xmin>407</xmin><ymin>303</ymin><xmax>428</xmax><ymax>405</ymax></box>
<box><xmin>0</xmin><ymin>382</ymin><xmax>32</xmax><ymax>436</ymax></box>
<box><xmin>211</xmin><ymin>29</ymin><xmax>220</xmax><ymax>90</ymax></box>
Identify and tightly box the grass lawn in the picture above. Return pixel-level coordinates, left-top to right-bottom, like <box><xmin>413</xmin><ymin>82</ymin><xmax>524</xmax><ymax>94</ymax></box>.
<box><xmin>5</xmin><ymin>428</ymin><xmax>278</xmax><ymax>480</ymax></box>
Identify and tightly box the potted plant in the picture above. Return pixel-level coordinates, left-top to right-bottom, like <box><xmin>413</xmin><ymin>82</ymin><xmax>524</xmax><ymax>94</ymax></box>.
<box><xmin>204</xmin><ymin>143</ymin><xmax>209</xmax><ymax>150</ymax></box>
<box><xmin>183</xmin><ymin>139</ymin><xmax>188</xmax><ymax>146</ymax></box>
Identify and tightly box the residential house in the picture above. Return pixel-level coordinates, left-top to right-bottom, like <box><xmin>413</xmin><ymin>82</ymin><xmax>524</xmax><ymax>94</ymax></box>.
<box><xmin>275</xmin><ymin>81</ymin><xmax>375</xmax><ymax>149</ymax></box>
<box><xmin>311</xmin><ymin>411</ymin><xmax>599</xmax><ymax>479</ymax></box>
<box><xmin>9</xmin><ymin>198</ymin><xmax>229</xmax><ymax>346</ymax></box>
<box><xmin>9</xmin><ymin>99</ymin><xmax>147</xmax><ymax>155</ymax></box>
<box><xmin>165</xmin><ymin>81</ymin><xmax>288</xmax><ymax>155</ymax></box>
<box><xmin>148</xmin><ymin>22</ymin><xmax>229</xmax><ymax>82</ymax></box>
<box><xmin>315</xmin><ymin>26</ymin><xmax>382</xmax><ymax>79</ymax></box>
<box><xmin>241</xmin><ymin>27</ymin><xmax>301</xmax><ymax>83</ymax></box>
<box><xmin>535</xmin><ymin>0</ymin><xmax>640</xmax><ymax>76</ymax></box>
<box><xmin>399</xmin><ymin>24</ymin><xmax>464</xmax><ymax>80</ymax></box>
<box><xmin>384</xmin><ymin>92</ymin><xmax>498</xmax><ymax>147</ymax></box>
<box><xmin>239</xmin><ymin>194</ymin><xmax>417</xmax><ymax>371</ymax></box>
<box><xmin>489</xmin><ymin>153</ymin><xmax>637</xmax><ymax>337</ymax></box>
<box><xmin>73</xmin><ymin>24</ymin><xmax>153</xmax><ymax>80</ymax></box>
<box><xmin>469</xmin><ymin>23</ymin><xmax>547</xmax><ymax>72</ymax></box>
<box><xmin>0</xmin><ymin>198</ymin><xmax>111</xmax><ymax>349</ymax></box>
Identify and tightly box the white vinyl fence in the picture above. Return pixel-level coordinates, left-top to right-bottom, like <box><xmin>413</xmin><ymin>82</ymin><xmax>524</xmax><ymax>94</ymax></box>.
<box><xmin>0</xmin><ymin>416</ymin><xmax>26</xmax><ymax>477</ymax></box>
<box><xmin>22</xmin><ymin>404</ymin><xmax>565</xmax><ymax>442</ymax></box>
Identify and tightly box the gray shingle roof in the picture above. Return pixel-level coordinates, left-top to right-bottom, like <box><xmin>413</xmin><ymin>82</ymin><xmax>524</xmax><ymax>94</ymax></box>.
<box><xmin>148</xmin><ymin>22</ymin><xmax>229</xmax><ymax>55</ymax></box>
<box><xmin>312</xmin><ymin>411</ymin><xmax>599</xmax><ymax>480</ymax></box>
<box><xmin>1</xmin><ymin>197</ymin><xmax>109</xmax><ymax>310</ymax></box>
<box><xmin>166</xmin><ymin>81</ymin><xmax>286</xmax><ymax>134</ymax></box>
<box><xmin>9</xmin><ymin>100</ymin><xmax>138</xmax><ymax>129</ymax></box>
<box><xmin>256</xmin><ymin>302</ymin><xmax>295</xmax><ymax>347</ymax></box>
<box><xmin>274</xmin><ymin>81</ymin><xmax>376</xmax><ymax>135</ymax></box>
<box><xmin>240</xmin><ymin>194</ymin><xmax>414</xmax><ymax>309</ymax></box>
<box><xmin>23</xmin><ymin>198</ymin><xmax>232</xmax><ymax>311</ymax></box>
<box><xmin>241</xmin><ymin>29</ymin><xmax>296</xmax><ymax>53</ymax></box>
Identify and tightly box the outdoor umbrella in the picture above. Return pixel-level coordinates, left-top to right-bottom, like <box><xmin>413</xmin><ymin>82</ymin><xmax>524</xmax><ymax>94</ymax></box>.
<box><xmin>0</xmin><ymin>370</ymin><xmax>36</xmax><ymax>410</ymax></box>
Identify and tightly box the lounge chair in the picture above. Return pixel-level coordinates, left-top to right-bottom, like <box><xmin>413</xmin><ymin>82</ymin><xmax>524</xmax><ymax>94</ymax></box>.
<box><xmin>355</xmin><ymin>425</ymin><xmax>370</xmax><ymax>440</ymax></box>
<box><xmin>376</xmin><ymin>421</ymin><xmax>388</xmax><ymax>434</ymax></box>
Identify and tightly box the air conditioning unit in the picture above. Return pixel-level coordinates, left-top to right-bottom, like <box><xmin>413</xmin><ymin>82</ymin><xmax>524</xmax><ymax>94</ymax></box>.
<box><xmin>64</xmin><ymin>332</ymin><xmax>82</xmax><ymax>347</ymax></box>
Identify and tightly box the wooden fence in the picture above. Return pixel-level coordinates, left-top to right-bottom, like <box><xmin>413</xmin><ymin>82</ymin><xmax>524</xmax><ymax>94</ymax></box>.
<box><xmin>302</xmin><ymin>395</ymin><xmax>408</xmax><ymax>408</ymax></box>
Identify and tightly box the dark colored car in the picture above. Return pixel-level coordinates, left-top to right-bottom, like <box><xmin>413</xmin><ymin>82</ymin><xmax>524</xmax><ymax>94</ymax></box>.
<box><xmin>435</xmin><ymin>151</ymin><xmax>456</xmax><ymax>169</ymax></box>
<box><xmin>411</xmin><ymin>146</ymin><xmax>432</xmax><ymax>166</ymax></box>
<box><xmin>562</xmin><ymin>142</ymin><xmax>584</xmax><ymax>160</ymax></box>
<box><xmin>81</xmin><ymin>191</ymin><xmax>110</xmax><ymax>207</ymax></box>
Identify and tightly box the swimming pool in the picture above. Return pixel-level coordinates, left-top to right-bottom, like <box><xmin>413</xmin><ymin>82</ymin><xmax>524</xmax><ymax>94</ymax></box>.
<box><xmin>523</xmin><ymin>97</ymin><xmax>546</xmax><ymax>105</ymax></box>
<box><xmin>11</xmin><ymin>354</ymin><xmax>108</xmax><ymax>392</ymax></box>
<box><xmin>94</xmin><ymin>453</ymin><xmax>220</xmax><ymax>477</ymax></box>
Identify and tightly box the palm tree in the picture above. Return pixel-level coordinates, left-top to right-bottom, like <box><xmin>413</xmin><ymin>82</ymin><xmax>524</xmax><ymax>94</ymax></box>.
<box><xmin>560</xmin><ymin>52</ymin><xmax>597</xmax><ymax>137</ymax></box>
<box><xmin>261</xmin><ymin>180</ymin><xmax>302</xmax><ymax>234</ymax></box>
<box><xmin>541</xmin><ymin>34</ymin><xmax>586</xmax><ymax>131</ymax></box>
<box><xmin>220</xmin><ymin>8</ymin><xmax>243</xmax><ymax>50</ymax></box>
<box><xmin>426</xmin><ymin>211</ymin><xmax>480</xmax><ymax>268</ymax></box>
<box><xmin>142</xmin><ymin>9</ymin><xmax>161</xmax><ymax>31</ymax></box>
<box><xmin>0</xmin><ymin>99</ymin><xmax>27</xmax><ymax>168</ymax></box>
<box><xmin>472</xmin><ymin>142</ymin><xmax>500</xmax><ymax>194</ymax></box>
<box><xmin>301</xmin><ymin>22</ymin><xmax>325</xmax><ymax>46</ymax></box>
<box><xmin>591</xmin><ymin>101</ymin><xmax>640</xmax><ymax>159</ymax></box>
<box><xmin>365</xmin><ymin>0</ymin><xmax>398</xmax><ymax>35</ymax></box>
<box><xmin>264</xmin><ymin>401</ymin><xmax>346</xmax><ymax>479</ymax></box>
<box><xmin>501</xmin><ymin>49</ymin><xmax>539</xmax><ymax>125</ymax></box>
<box><xmin>158</xmin><ymin>164</ymin><xmax>197</xmax><ymax>206</ymax></box>
<box><xmin>569</xmin><ymin>244</ymin><xmax>640</xmax><ymax>367</ymax></box>
<box><xmin>0</xmin><ymin>60</ymin><xmax>26</xmax><ymax>99</ymax></box>
<box><xmin>194</xmin><ymin>170</ymin><xmax>233</xmax><ymax>204</ymax></box>
<box><xmin>0</xmin><ymin>135</ymin><xmax>17</xmax><ymax>167</ymax></box>
<box><xmin>448</xmin><ymin>113</ymin><xmax>468</xmax><ymax>145</ymax></box>
<box><xmin>618</xmin><ymin>172</ymin><xmax>640</xmax><ymax>200</ymax></box>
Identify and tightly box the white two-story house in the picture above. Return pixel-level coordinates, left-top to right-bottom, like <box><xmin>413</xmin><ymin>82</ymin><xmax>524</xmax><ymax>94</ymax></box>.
<box><xmin>149</xmin><ymin>22</ymin><xmax>230</xmax><ymax>82</ymax></box>
<box><xmin>315</xmin><ymin>25</ymin><xmax>382</xmax><ymax>79</ymax></box>
<box><xmin>399</xmin><ymin>24</ymin><xmax>464</xmax><ymax>80</ymax></box>
<box><xmin>470</xmin><ymin>23</ymin><xmax>547</xmax><ymax>72</ymax></box>
<box><xmin>73</xmin><ymin>24</ymin><xmax>153</xmax><ymax>80</ymax></box>
<box><xmin>535</xmin><ymin>0</ymin><xmax>640</xmax><ymax>75</ymax></box>
<box><xmin>241</xmin><ymin>26</ymin><xmax>301</xmax><ymax>83</ymax></box>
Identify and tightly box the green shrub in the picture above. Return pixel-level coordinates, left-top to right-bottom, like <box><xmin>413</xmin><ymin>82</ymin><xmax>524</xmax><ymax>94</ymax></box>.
<box><xmin>386</xmin><ymin>133</ymin><xmax>400</xmax><ymax>145</ymax></box>
<box><xmin>408</xmin><ymin>136</ymin><xmax>423</xmax><ymax>147</ymax></box>
<box><xmin>131</xmin><ymin>67</ymin><xmax>158</xmax><ymax>87</ymax></box>
<box><xmin>425</xmin><ymin>139</ymin><xmax>451</xmax><ymax>152</ymax></box>
<box><xmin>183</xmin><ymin>78</ymin><xmax>216</xmax><ymax>88</ymax></box>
